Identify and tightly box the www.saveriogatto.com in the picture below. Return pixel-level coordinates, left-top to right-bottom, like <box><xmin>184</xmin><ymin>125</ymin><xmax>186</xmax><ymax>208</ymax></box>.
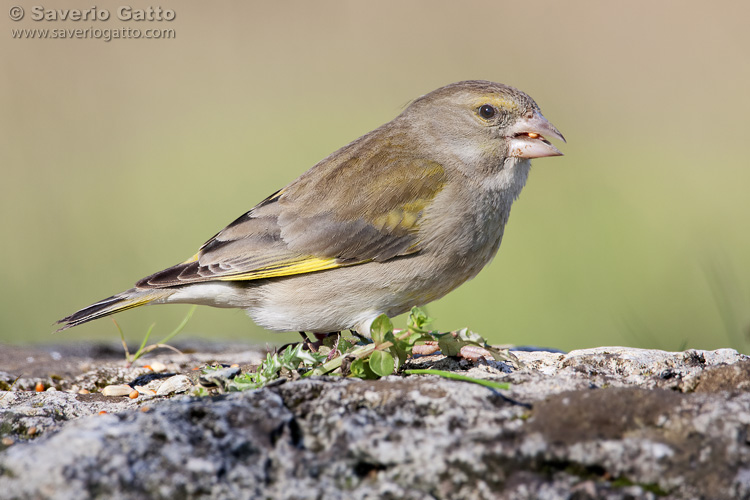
<box><xmin>9</xmin><ymin>5</ymin><xmax>176</xmax><ymax>42</ymax></box>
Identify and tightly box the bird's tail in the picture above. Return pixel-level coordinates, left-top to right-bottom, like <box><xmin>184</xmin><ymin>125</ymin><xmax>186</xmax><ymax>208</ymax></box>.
<box><xmin>55</xmin><ymin>288</ymin><xmax>172</xmax><ymax>332</ymax></box>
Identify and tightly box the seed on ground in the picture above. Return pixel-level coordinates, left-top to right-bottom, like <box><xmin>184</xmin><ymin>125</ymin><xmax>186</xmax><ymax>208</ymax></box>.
<box><xmin>101</xmin><ymin>384</ymin><xmax>134</xmax><ymax>397</ymax></box>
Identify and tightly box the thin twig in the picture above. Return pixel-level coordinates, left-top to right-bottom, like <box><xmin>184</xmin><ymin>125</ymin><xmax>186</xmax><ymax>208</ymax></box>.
<box><xmin>140</xmin><ymin>343</ymin><xmax>185</xmax><ymax>356</ymax></box>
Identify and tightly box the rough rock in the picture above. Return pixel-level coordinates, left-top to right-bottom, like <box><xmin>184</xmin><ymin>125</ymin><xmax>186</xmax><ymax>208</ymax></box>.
<box><xmin>1</xmin><ymin>344</ymin><xmax>749</xmax><ymax>499</ymax></box>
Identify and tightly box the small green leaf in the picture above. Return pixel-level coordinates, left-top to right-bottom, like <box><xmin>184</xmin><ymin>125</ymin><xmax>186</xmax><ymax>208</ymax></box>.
<box><xmin>369</xmin><ymin>350</ymin><xmax>394</xmax><ymax>377</ymax></box>
<box><xmin>349</xmin><ymin>358</ymin><xmax>378</xmax><ymax>379</ymax></box>
<box><xmin>385</xmin><ymin>332</ymin><xmax>408</xmax><ymax>368</ymax></box>
<box><xmin>452</xmin><ymin>327</ymin><xmax>486</xmax><ymax>344</ymax></box>
<box><xmin>349</xmin><ymin>358</ymin><xmax>365</xmax><ymax>378</ymax></box>
<box><xmin>227</xmin><ymin>372</ymin><xmax>261</xmax><ymax>392</ymax></box>
<box><xmin>436</xmin><ymin>333</ymin><xmax>464</xmax><ymax>357</ymax></box>
<box><xmin>407</xmin><ymin>307</ymin><xmax>433</xmax><ymax>333</ymax></box>
<box><xmin>370</xmin><ymin>314</ymin><xmax>393</xmax><ymax>344</ymax></box>
<box><xmin>406</xmin><ymin>332</ymin><xmax>429</xmax><ymax>345</ymax></box>
<box><xmin>338</xmin><ymin>337</ymin><xmax>354</xmax><ymax>353</ymax></box>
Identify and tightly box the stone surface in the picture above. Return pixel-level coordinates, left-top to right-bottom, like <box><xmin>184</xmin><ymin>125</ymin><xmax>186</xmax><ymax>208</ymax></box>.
<box><xmin>1</xmin><ymin>344</ymin><xmax>749</xmax><ymax>499</ymax></box>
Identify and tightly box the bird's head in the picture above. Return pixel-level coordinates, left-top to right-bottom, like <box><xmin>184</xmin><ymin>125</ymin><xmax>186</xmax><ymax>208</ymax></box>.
<box><xmin>403</xmin><ymin>80</ymin><xmax>565</xmax><ymax>165</ymax></box>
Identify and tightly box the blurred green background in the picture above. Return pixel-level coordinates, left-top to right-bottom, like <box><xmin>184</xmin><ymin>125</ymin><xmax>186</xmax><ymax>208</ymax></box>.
<box><xmin>2</xmin><ymin>1</ymin><xmax>749</xmax><ymax>351</ymax></box>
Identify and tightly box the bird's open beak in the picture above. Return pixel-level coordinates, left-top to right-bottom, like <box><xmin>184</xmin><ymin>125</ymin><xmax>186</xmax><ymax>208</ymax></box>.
<box><xmin>507</xmin><ymin>111</ymin><xmax>566</xmax><ymax>158</ymax></box>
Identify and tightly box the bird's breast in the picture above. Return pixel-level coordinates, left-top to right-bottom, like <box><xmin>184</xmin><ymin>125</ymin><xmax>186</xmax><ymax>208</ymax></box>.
<box><xmin>418</xmin><ymin>157</ymin><xmax>531</xmax><ymax>276</ymax></box>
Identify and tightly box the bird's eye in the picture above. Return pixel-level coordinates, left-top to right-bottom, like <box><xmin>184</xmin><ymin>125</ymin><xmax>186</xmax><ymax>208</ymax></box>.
<box><xmin>478</xmin><ymin>104</ymin><xmax>497</xmax><ymax>120</ymax></box>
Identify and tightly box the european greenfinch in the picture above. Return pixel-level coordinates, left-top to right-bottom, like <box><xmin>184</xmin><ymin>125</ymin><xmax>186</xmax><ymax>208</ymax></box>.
<box><xmin>57</xmin><ymin>80</ymin><xmax>565</xmax><ymax>336</ymax></box>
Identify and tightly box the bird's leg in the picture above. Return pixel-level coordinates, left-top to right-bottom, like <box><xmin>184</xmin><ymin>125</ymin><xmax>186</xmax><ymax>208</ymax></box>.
<box><xmin>298</xmin><ymin>331</ymin><xmax>316</xmax><ymax>352</ymax></box>
<box><xmin>304</xmin><ymin>332</ymin><xmax>339</xmax><ymax>353</ymax></box>
<box><xmin>293</xmin><ymin>332</ymin><xmax>340</xmax><ymax>352</ymax></box>
<box><xmin>277</xmin><ymin>332</ymin><xmax>319</xmax><ymax>353</ymax></box>
<box><xmin>349</xmin><ymin>330</ymin><xmax>371</xmax><ymax>344</ymax></box>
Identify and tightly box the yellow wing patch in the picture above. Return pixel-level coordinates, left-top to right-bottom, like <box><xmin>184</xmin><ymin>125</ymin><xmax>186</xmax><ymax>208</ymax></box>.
<box><xmin>371</xmin><ymin>199</ymin><xmax>428</xmax><ymax>233</ymax></box>
<box><xmin>216</xmin><ymin>256</ymin><xmax>360</xmax><ymax>281</ymax></box>
<box><xmin>182</xmin><ymin>253</ymin><xmax>200</xmax><ymax>264</ymax></box>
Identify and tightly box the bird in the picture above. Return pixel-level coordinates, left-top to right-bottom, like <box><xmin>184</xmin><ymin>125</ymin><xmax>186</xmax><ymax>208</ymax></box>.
<box><xmin>56</xmin><ymin>80</ymin><xmax>564</xmax><ymax>338</ymax></box>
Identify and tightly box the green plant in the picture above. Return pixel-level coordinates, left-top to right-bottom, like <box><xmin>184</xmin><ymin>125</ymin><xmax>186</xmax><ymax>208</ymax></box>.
<box><xmin>226</xmin><ymin>343</ymin><xmax>327</xmax><ymax>391</ymax></box>
<box><xmin>113</xmin><ymin>305</ymin><xmax>197</xmax><ymax>366</ymax></box>
<box><xmin>306</xmin><ymin>307</ymin><xmax>518</xmax><ymax>378</ymax></box>
<box><xmin>217</xmin><ymin>307</ymin><xmax>516</xmax><ymax>392</ymax></box>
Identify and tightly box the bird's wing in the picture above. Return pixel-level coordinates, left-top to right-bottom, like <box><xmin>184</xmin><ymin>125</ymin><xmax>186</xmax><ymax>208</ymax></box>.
<box><xmin>136</xmin><ymin>144</ymin><xmax>447</xmax><ymax>288</ymax></box>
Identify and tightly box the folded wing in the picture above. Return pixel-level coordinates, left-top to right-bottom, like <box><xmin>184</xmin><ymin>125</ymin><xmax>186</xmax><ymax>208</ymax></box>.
<box><xmin>137</xmin><ymin>134</ymin><xmax>447</xmax><ymax>288</ymax></box>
